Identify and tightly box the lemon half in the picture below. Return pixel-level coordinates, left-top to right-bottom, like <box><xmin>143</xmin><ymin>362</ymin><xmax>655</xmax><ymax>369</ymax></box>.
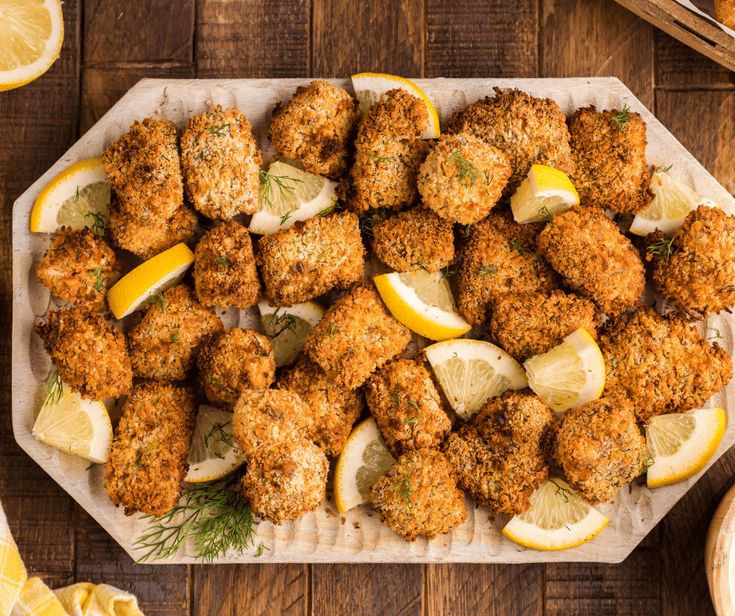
<box><xmin>185</xmin><ymin>406</ymin><xmax>246</xmax><ymax>483</ymax></box>
<box><xmin>510</xmin><ymin>164</ymin><xmax>579</xmax><ymax>224</ymax></box>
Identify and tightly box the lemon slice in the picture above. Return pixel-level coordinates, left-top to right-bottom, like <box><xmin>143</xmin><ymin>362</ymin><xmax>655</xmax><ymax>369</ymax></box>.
<box><xmin>424</xmin><ymin>338</ymin><xmax>528</xmax><ymax>420</ymax></box>
<box><xmin>510</xmin><ymin>164</ymin><xmax>580</xmax><ymax>224</ymax></box>
<box><xmin>258</xmin><ymin>299</ymin><xmax>324</xmax><ymax>366</ymax></box>
<box><xmin>374</xmin><ymin>270</ymin><xmax>471</xmax><ymax>341</ymax></box>
<box><xmin>107</xmin><ymin>243</ymin><xmax>194</xmax><ymax>319</ymax></box>
<box><xmin>630</xmin><ymin>170</ymin><xmax>717</xmax><ymax>236</ymax></box>
<box><xmin>249</xmin><ymin>161</ymin><xmax>338</xmax><ymax>235</ymax></box>
<box><xmin>185</xmin><ymin>405</ymin><xmax>246</xmax><ymax>483</ymax></box>
<box><xmin>646</xmin><ymin>407</ymin><xmax>726</xmax><ymax>489</ymax></box>
<box><xmin>32</xmin><ymin>379</ymin><xmax>112</xmax><ymax>463</ymax></box>
<box><xmin>30</xmin><ymin>157</ymin><xmax>111</xmax><ymax>234</ymax></box>
<box><xmin>502</xmin><ymin>478</ymin><xmax>609</xmax><ymax>551</ymax></box>
<box><xmin>334</xmin><ymin>418</ymin><xmax>396</xmax><ymax>514</ymax></box>
<box><xmin>523</xmin><ymin>328</ymin><xmax>605</xmax><ymax>413</ymax></box>
<box><xmin>351</xmin><ymin>72</ymin><xmax>440</xmax><ymax>139</ymax></box>
<box><xmin>0</xmin><ymin>0</ymin><xmax>64</xmax><ymax>92</ymax></box>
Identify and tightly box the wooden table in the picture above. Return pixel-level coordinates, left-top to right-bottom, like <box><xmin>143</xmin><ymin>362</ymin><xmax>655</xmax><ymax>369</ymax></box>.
<box><xmin>1</xmin><ymin>1</ymin><xmax>733</xmax><ymax>614</ymax></box>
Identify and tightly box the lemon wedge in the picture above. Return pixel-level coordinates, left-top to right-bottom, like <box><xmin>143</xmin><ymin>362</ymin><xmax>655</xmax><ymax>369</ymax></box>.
<box><xmin>258</xmin><ymin>299</ymin><xmax>325</xmax><ymax>366</ymax></box>
<box><xmin>0</xmin><ymin>0</ymin><xmax>64</xmax><ymax>92</ymax></box>
<box><xmin>185</xmin><ymin>405</ymin><xmax>246</xmax><ymax>483</ymax></box>
<box><xmin>510</xmin><ymin>164</ymin><xmax>580</xmax><ymax>224</ymax></box>
<box><xmin>524</xmin><ymin>328</ymin><xmax>605</xmax><ymax>413</ymax></box>
<box><xmin>351</xmin><ymin>72</ymin><xmax>440</xmax><ymax>139</ymax></box>
<box><xmin>646</xmin><ymin>407</ymin><xmax>726</xmax><ymax>489</ymax></box>
<box><xmin>424</xmin><ymin>338</ymin><xmax>527</xmax><ymax>420</ymax></box>
<box><xmin>107</xmin><ymin>243</ymin><xmax>194</xmax><ymax>319</ymax></box>
<box><xmin>334</xmin><ymin>418</ymin><xmax>396</xmax><ymax>514</ymax></box>
<box><xmin>30</xmin><ymin>157</ymin><xmax>111</xmax><ymax>234</ymax></box>
<box><xmin>374</xmin><ymin>270</ymin><xmax>471</xmax><ymax>341</ymax></box>
<box><xmin>502</xmin><ymin>478</ymin><xmax>609</xmax><ymax>551</ymax></box>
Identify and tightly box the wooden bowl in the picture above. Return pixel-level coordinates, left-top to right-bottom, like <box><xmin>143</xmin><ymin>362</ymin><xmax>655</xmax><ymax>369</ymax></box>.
<box><xmin>706</xmin><ymin>482</ymin><xmax>735</xmax><ymax>615</ymax></box>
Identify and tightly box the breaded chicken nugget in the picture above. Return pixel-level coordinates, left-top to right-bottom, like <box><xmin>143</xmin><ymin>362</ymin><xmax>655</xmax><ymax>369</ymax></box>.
<box><xmin>537</xmin><ymin>205</ymin><xmax>644</xmax><ymax>315</ymax></box>
<box><xmin>649</xmin><ymin>206</ymin><xmax>735</xmax><ymax>317</ymax></box>
<box><xmin>127</xmin><ymin>285</ymin><xmax>223</xmax><ymax>381</ymax></box>
<box><xmin>418</xmin><ymin>133</ymin><xmax>512</xmax><ymax>224</ymax></box>
<box><xmin>268</xmin><ymin>80</ymin><xmax>359</xmax><ymax>179</ymax></box>
<box><xmin>569</xmin><ymin>106</ymin><xmax>652</xmax><ymax>214</ymax></box>
<box><xmin>490</xmin><ymin>291</ymin><xmax>599</xmax><ymax>361</ymax></box>
<box><xmin>370</xmin><ymin>207</ymin><xmax>454</xmax><ymax>272</ymax></box>
<box><xmin>193</xmin><ymin>221</ymin><xmax>260</xmax><ymax>309</ymax></box>
<box><xmin>36</xmin><ymin>228</ymin><xmax>122</xmax><ymax>312</ymax></box>
<box><xmin>257</xmin><ymin>211</ymin><xmax>365</xmax><ymax>306</ymax></box>
<box><xmin>304</xmin><ymin>285</ymin><xmax>411</xmax><ymax>390</ymax></box>
<box><xmin>443</xmin><ymin>391</ymin><xmax>554</xmax><ymax>514</ymax></box>
<box><xmin>181</xmin><ymin>106</ymin><xmax>262</xmax><ymax>219</ymax></box>
<box><xmin>35</xmin><ymin>306</ymin><xmax>132</xmax><ymax>399</ymax></box>
<box><xmin>343</xmin><ymin>89</ymin><xmax>429</xmax><ymax>213</ymax></box>
<box><xmin>446</xmin><ymin>88</ymin><xmax>574</xmax><ymax>194</ymax></box>
<box><xmin>600</xmin><ymin>308</ymin><xmax>732</xmax><ymax>421</ymax></box>
<box><xmin>365</xmin><ymin>359</ymin><xmax>451</xmax><ymax>457</ymax></box>
<box><xmin>102</xmin><ymin>118</ymin><xmax>183</xmax><ymax>222</ymax></box>
<box><xmin>104</xmin><ymin>381</ymin><xmax>195</xmax><ymax>516</ymax></box>
<box><xmin>457</xmin><ymin>212</ymin><xmax>558</xmax><ymax>326</ymax></box>
<box><xmin>553</xmin><ymin>397</ymin><xmax>648</xmax><ymax>504</ymax></box>
<box><xmin>242</xmin><ymin>437</ymin><xmax>328</xmax><ymax>524</ymax></box>
<box><xmin>197</xmin><ymin>328</ymin><xmax>275</xmax><ymax>408</ymax></box>
<box><xmin>370</xmin><ymin>448</ymin><xmax>466</xmax><ymax>541</ymax></box>
<box><xmin>277</xmin><ymin>359</ymin><xmax>362</xmax><ymax>457</ymax></box>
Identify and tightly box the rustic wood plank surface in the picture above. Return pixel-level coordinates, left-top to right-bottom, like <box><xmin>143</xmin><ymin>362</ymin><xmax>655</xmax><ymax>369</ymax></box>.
<box><xmin>1</xmin><ymin>1</ymin><xmax>734</xmax><ymax>614</ymax></box>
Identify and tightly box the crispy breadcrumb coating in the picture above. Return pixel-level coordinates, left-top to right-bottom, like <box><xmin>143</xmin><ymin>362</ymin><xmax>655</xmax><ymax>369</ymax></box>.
<box><xmin>36</xmin><ymin>228</ymin><xmax>122</xmax><ymax>312</ymax></box>
<box><xmin>365</xmin><ymin>359</ymin><xmax>451</xmax><ymax>457</ymax></box>
<box><xmin>443</xmin><ymin>391</ymin><xmax>554</xmax><ymax>515</ymax></box>
<box><xmin>127</xmin><ymin>285</ymin><xmax>223</xmax><ymax>381</ymax></box>
<box><xmin>181</xmin><ymin>106</ymin><xmax>262</xmax><ymax>219</ymax></box>
<box><xmin>490</xmin><ymin>291</ymin><xmax>599</xmax><ymax>361</ymax></box>
<box><xmin>600</xmin><ymin>308</ymin><xmax>732</xmax><ymax>421</ymax></box>
<box><xmin>268</xmin><ymin>80</ymin><xmax>359</xmax><ymax>178</ymax></box>
<box><xmin>102</xmin><ymin>118</ymin><xmax>183</xmax><ymax>222</ymax></box>
<box><xmin>277</xmin><ymin>359</ymin><xmax>362</xmax><ymax>457</ymax></box>
<box><xmin>446</xmin><ymin>88</ymin><xmax>574</xmax><ymax>194</ymax></box>
<box><xmin>257</xmin><ymin>211</ymin><xmax>365</xmax><ymax>306</ymax></box>
<box><xmin>35</xmin><ymin>306</ymin><xmax>132</xmax><ymax>399</ymax></box>
<box><xmin>104</xmin><ymin>381</ymin><xmax>195</xmax><ymax>516</ymax></box>
<box><xmin>569</xmin><ymin>106</ymin><xmax>652</xmax><ymax>214</ymax></box>
<box><xmin>370</xmin><ymin>448</ymin><xmax>466</xmax><ymax>541</ymax></box>
<box><xmin>418</xmin><ymin>133</ymin><xmax>512</xmax><ymax>224</ymax></box>
<box><xmin>197</xmin><ymin>328</ymin><xmax>275</xmax><ymax>408</ymax></box>
<box><xmin>193</xmin><ymin>221</ymin><xmax>261</xmax><ymax>309</ymax></box>
<box><xmin>304</xmin><ymin>285</ymin><xmax>411</xmax><ymax>390</ymax></box>
<box><xmin>553</xmin><ymin>397</ymin><xmax>648</xmax><ymax>504</ymax></box>
<box><xmin>537</xmin><ymin>205</ymin><xmax>645</xmax><ymax>315</ymax></box>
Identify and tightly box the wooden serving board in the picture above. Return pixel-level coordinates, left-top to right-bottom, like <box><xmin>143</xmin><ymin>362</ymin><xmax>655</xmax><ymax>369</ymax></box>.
<box><xmin>11</xmin><ymin>77</ymin><xmax>735</xmax><ymax>564</ymax></box>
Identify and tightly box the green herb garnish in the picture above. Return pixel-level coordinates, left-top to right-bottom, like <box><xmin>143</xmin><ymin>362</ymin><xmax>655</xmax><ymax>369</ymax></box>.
<box><xmin>479</xmin><ymin>265</ymin><xmax>497</xmax><ymax>277</ymax></box>
<box><xmin>448</xmin><ymin>150</ymin><xmax>480</xmax><ymax>189</ymax></box>
<box><xmin>647</xmin><ymin>238</ymin><xmax>675</xmax><ymax>260</ymax></box>
<box><xmin>206</xmin><ymin>123</ymin><xmax>230</xmax><ymax>137</ymax></box>
<box><xmin>259</xmin><ymin>170</ymin><xmax>303</xmax><ymax>210</ymax></box>
<box><xmin>611</xmin><ymin>105</ymin><xmax>631</xmax><ymax>132</ymax></box>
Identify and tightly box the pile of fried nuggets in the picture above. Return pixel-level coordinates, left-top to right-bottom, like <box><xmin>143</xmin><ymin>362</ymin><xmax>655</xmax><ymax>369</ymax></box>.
<box><xmin>33</xmin><ymin>80</ymin><xmax>735</xmax><ymax>543</ymax></box>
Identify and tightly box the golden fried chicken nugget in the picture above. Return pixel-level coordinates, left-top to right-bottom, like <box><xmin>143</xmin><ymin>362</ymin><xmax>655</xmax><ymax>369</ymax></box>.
<box><xmin>553</xmin><ymin>397</ymin><xmax>648</xmax><ymax>504</ymax></box>
<box><xmin>197</xmin><ymin>328</ymin><xmax>275</xmax><ymax>408</ymax></box>
<box><xmin>537</xmin><ymin>205</ymin><xmax>644</xmax><ymax>316</ymax></box>
<box><xmin>569</xmin><ymin>106</ymin><xmax>652</xmax><ymax>214</ymax></box>
<box><xmin>304</xmin><ymin>285</ymin><xmax>411</xmax><ymax>390</ymax></box>
<box><xmin>257</xmin><ymin>211</ymin><xmax>365</xmax><ymax>306</ymax></box>
<box><xmin>446</xmin><ymin>88</ymin><xmax>574</xmax><ymax>194</ymax></box>
<box><xmin>35</xmin><ymin>306</ymin><xmax>132</xmax><ymax>399</ymax></box>
<box><xmin>193</xmin><ymin>221</ymin><xmax>260</xmax><ymax>308</ymax></box>
<box><xmin>268</xmin><ymin>80</ymin><xmax>359</xmax><ymax>179</ymax></box>
<box><xmin>418</xmin><ymin>133</ymin><xmax>512</xmax><ymax>224</ymax></box>
<box><xmin>365</xmin><ymin>359</ymin><xmax>451</xmax><ymax>457</ymax></box>
<box><xmin>102</xmin><ymin>118</ymin><xmax>183</xmax><ymax>222</ymax></box>
<box><xmin>127</xmin><ymin>285</ymin><xmax>223</xmax><ymax>381</ymax></box>
<box><xmin>104</xmin><ymin>381</ymin><xmax>195</xmax><ymax>516</ymax></box>
<box><xmin>181</xmin><ymin>106</ymin><xmax>262</xmax><ymax>219</ymax></box>
<box><xmin>36</xmin><ymin>228</ymin><xmax>122</xmax><ymax>312</ymax></box>
<box><xmin>370</xmin><ymin>448</ymin><xmax>466</xmax><ymax>541</ymax></box>
<box><xmin>600</xmin><ymin>308</ymin><xmax>732</xmax><ymax>421</ymax></box>
<box><xmin>443</xmin><ymin>391</ymin><xmax>554</xmax><ymax>515</ymax></box>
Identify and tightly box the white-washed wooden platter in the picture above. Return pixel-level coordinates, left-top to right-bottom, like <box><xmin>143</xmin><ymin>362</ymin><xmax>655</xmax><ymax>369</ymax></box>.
<box><xmin>12</xmin><ymin>77</ymin><xmax>735</xmax><ymax>564</ymax></box>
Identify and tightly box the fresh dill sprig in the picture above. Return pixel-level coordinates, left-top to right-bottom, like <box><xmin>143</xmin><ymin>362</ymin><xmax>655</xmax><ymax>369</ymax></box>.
<box><xmin>318</xmin><ymin>198</ymin><xmax>342</xmax><ymax>217</ymax></box>
<box><xmin>549</xmin><ymin>479</ymin><xmax>571</xmax><ymax>503</ymax></box>
<box><xmin>441</xmin><ymin>266</ymin><xmax>456</xmax><ymax>279</ymax></box>
<box><xmin>254</xmin><ymin>543</ymin><xmax>269</xmax><ymax>557</ymax></box>
<box><xmin>327</xmin><ymin>322</ymin><xmax>337</xmax><ymax>339</ymax></box>
<box><xmin>203</xmin><ymin>420</ymin><xmax>235</xmax><ymax>453</ymax></box>
<box><xmin>259</xmin><ymin>170</ymin><xmax>303</xmax><ymax>210</ymax></box>
<box><xmin>448</xmin><ymin>150</ymin><xmax>480</xmax><ymax>189</ymax></box>
<box><xmin>279</xmin><ymin>211</ymin><xmax>292</xmax><ymax>226</ymax></box>
<box><xmin>708</xmin><ymin>328</ymin><xmax>724</xmax><ymax>341</ymax></box>
<box><xmin>538</xmin><ymin>205</ymin><xmax>553</xmax><ymax>221</ymax></box>
<box><xmin>644</xmin><ymin>456</ymin><xmax>655</xmax><ymax>470</ymax></box>
<box><xmin>647</xmin><ymin>238</ymin><xmax>674</xmax><ymax>260</ymax></box>
<box><xmin>206</xmin><ymin>123</ymin><xmax>231</xmax><ymax>137</ymax></box>
<box><xmin>368</xmin><ymin>152</ymin><xmax>391</xmax><ymax>164</ymax></box>
<box><xmin>148</xmin><ymin>291</ymin><xmax>167</xmax><ymax>313</ymax></box>
<box><xmin>359</xmin><ymin>210</ymin><xmax>386</xmax><ymax>237</ymax></box>
<box><xmin>215</xmin><ymin>256</ymin><xmax>231</xmax><ymax>267</ymax></box>
<box><xmin>611</xmin><ymin>105</ymin><xmax>630</xmax><ymax>132</ymax></box>
<box><xmin>171</xmin><ymin>330</ymin><xmax>181</xmax><ymax>343</ymax></box>
<box><xmin>46</xmin><ymin>370</ymin><xmax>63</xmax><ymax>404</ymax></box>
<box><xmin>268</xmin><ymin>309</ymin><xmax>297</xmax><ymax>338</ymax></box>
<box><xmin>84</xmin><ymin>210</ymin><xmax>107</xmax><ymax>235</ymax></box>
<box><xmin>392</xmin><ymin>384</ymin><xmax>402</xmax><ymax>406</ymax></box>
<box><xmin>478</xmin><ymin>265</ymin><xmax>497</xmax><ymax>277</ymax></box>
<box><xmin>461</xmin><ymin>224</ymin><xmax>473</xmax><ymax>238</ymax></box>
<box><xmin>207</xmin><ymin>374</ymin><xmax>230</xmax><ymax>392</ymax></box>
<box><xmin>510</xmin><ymin>240</ymin><xmax>530</xmax><ymax>254</ymax></box>
<box><xmin>394</xmin><ymin>477</ymin><xmax>412</xmax><ymax>510</ymax></box>
<box><xmin>91</xmin><ymin>267</ymin><xmax>105</xmax><ymax>293</ymax></box>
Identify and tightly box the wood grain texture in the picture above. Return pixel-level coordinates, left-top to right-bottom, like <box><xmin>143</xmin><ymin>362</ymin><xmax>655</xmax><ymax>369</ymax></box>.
<box><xmin>655</xmin><ymin>32</ymin><xmax>735</xmax><ymax>90</ymax></box>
